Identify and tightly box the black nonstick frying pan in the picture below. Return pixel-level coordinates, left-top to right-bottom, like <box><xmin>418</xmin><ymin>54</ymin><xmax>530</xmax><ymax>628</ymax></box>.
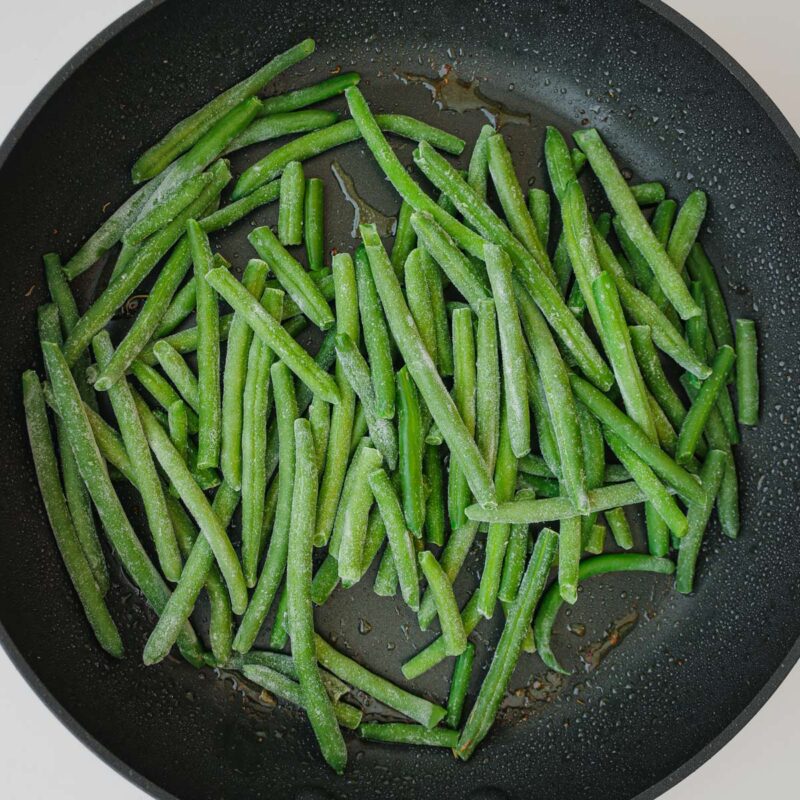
<box><xmin>2</xmin><ymin>1</ymin><xmax>799</xmax><ymax>798</ymax></box>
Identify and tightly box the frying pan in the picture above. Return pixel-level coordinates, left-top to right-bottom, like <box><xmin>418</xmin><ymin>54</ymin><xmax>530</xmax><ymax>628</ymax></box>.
<box><xmin>1</xmin><ymin>1</ymin><xmax>799</xmax><ymax>798</ymax></box>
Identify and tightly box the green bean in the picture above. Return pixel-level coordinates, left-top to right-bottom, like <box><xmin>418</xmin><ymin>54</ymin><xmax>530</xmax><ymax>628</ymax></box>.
<box><xmin>167</xmin><ymin>400</ymin><xmax>189</xmax><ymax>484</ymax></box>
<box><xmin>468</xmin><ymin>125</ymin><xmax>494</xmax><ymax>199</ymax></box>
<box><xmin>259</xmin><ymin>71</ymin><xmax>360</xmax><ymax>116</ymax></box>
<box><xmin>248</xmin><ymin>225</ymin><xmax>334</xmax><ymax>330</ymax></box>
<box><xmin>358</xmin><ymin>723</ymin><xmax>457</xmax><ymax>748</ymax></box>
<box><xmin>277</xmin><ymin>161</ymin><xmax>305</xmax><ymax>246</ymax></box>
<box><xmin>487</xmin><ymin>134</ymin><xmax>555</xmax><ymax>285</ymax></box>
<box><xmin>477</xmin><ymin>408</ymin><xmax>518</xmax><ymax>618</ymax></box>
<box><xmin>335</xmin><ymin>443</ymin><xmax>383</xmax><ymax>586</ymax></box>
<box><xmin>22</xmin><ymin>371</ymin><xmax>122</xmax><ymax>657</ymax></box>
<box><xmin>354</xmin><ymin>243</ymin><xmax>395</xmax><ymax>419</ymax></box>
<box><xmin>423</xmin><ymin>444</ymin><xmax>446</xmax><ymax>547</ymax></box>
<box><xmin>153</xmin><ymin>341</ymin><xmax>199</xmax><ymax>411</ymax></box>
<box><xmin>517</xmin><ymin>474</ymin><xmax>559</xmax><ymax>496</ymax></box>
<box><xmin>443</xmin><ymin>639</ymin><xmax>476</xmax><ymax>729</ymax></box>
<box><xmin>667</xmin><ymin>190</ymin><xmax>707</xmax><ymax>274</ymax></box>
<box><xmin>569</xmin><ymin>374</ymin><xmax>703</xmax><ymax>504</ymax></box>
<box><xmin>475</xmin><ymin>299</ymin><xmax>501</xmax><ymax>476</ymax></box>
<box><xmin>284</xmin><ymin>418</ymin><xmax>346</xmax><ymax>772</ymax></box>
<box><xmin>300</xmin><ymin>177</ymin><xmax>325</xmax><ymax>271</ymax></box>
<box><xmin>528</xmin><ymin>189</ymin><xmax>551</xmax><ymax>251</ymax></box>
<box><xmin>241</xmin><ymin>289</ymin><xmax>284</xmax><ymax>585</ymax></box>
<box><xmin>676</xmin><ymin>345</ymin><xmax>736</xmax><ymax>464</ymax></box>
<box><xmin>676</xmin><ymin>449</ymin><xmax>728</xmax><ymax>593</ymax></box>
<box><xmin>42</xmin><ymin>343</ymin><xmax>204</xmax><ymax>664</ymax></box>
<box><xmin>373</xmin><ymin>545</ymin><xmax>399</xmax><ymax>597</ymax></box>
<box><xmin>412</xmin><ymin>141</ymin><xmax>613</xmax><ymax>391</ymax></box>
<box><xmin>498</xmin><ymin>489</ymin><xmax>535</xmax><ymax>603</ymax></box>
<box><xmin>524</xmin><ymin>357</ymin><xmax>560</xmax><ymax>480</ymax></box>
<box><xmin>391</xmin><ymin>200</ymin><xmax>417</xmax><ymax>276</ymax></box>
<box><xmin>368</xmin><ymin>468</ymin><xmax>420</xmax><ymax>610</ymax></box>
<box><xmin>309</xmin><ymin>398</ymin><xmax>331</xmax><ymax>473</ymax></box>
<box><xmin>687</xmin><ymin>243</ymin><xmax>735</xmax><ymax>350</ymax></box>
<box><xmin>226</xmin><ymin>110</ymin><xmax>341</xmax><ymax>154</ymax></box>
<box><xmin>647</xmin><ymin>392</ymin><xmax>679</xmax><ymax>456</ymax></box>
<box><xmin>124</xmin><ymin>173</ymin><xmax>213</xmax><ymax>246</ymax></box>
<box><xmin>315</xmin><ymin>253</ymin><xmax>359</xmax><ymax>546</ymax></box>
<box><xmin>572</xmin><ymin>128</ymin><xmax>700</xmax><ymax>320</ymax></box>
<box><xmin>516</xmin><ymin>286</ymin><xmax>588</xmax><ymax>511</ymax></box>
<box><xmin>93</xmin><ymin>332</ymin><xmax>183</xmax><ymax>581</ymax></box>
<box><xmin>586</xmin><ymin>521</ymin><xmax>607</xmax><ymax>554</ymax></box>
<box><xmin>417</xmin><ymin>550</ymin><xmax>467</xmax><ymax>656</ymax></box>
<box><xmin>466</xmin><ymin>480</ymin><xmax>674</xmax><ymax>524</ymax></box>
<box><xmin>613</xmin><ymin>215</ymin><xmax>655</xmax><ymax>292</ymax></box>
<box><xmin>132</xmin><ymin>40</ymin><xmax>314</xmax><ymax>182</ymax></box>
<box><xmin>484</xmin><ymin>245</ymin><xmax>531</xmax><ymax>457</ymax></box>
<box><xmin>517</xmin><ymin>454</ymin><xmax>556</xmax><ymax>478</ymax></box>
<box><xmin>651</xmin><ymin>199</ymin><xmax>678</xmax><ymax>246</ymax></box>
<box><xmin>735</xmin><ymin>319</ymin><xmax>759</xmax><ymax>425</ymax></box>
<box><xmin>456</xmin><ymin>527</ymin><xmax>558</xmax><ymax>760</ymax></box>
<box><xmin>242</xmin><ymin>664</ymin><xmax>361</xmax><ymax>730</ymax></box>
<box><xmin>423</xmin><ymin>252</ymin><xmax>454</xmax><ymax>380</ymax></box>
<box><xmin>315</xmin><ymin>635</ymin><xmax>445</xmax><ymax>727</ymax></box>
<box><xmin>219</xmin><ymin>259</ymin><xmax>269</xmax><ymax>489</ymax></box>
<box><xmin>628</xmin><ymin>182</ymin><xmax>666</xmax><ymax>206</ymax></box>
<box><xmin>604</xmin><ymin>507</ymin><xmax>634</xmax><ymax>550</ymax></box>
<box><xmin>233</xmin><ymin>114</ymin><xmax>466</xmax><ymax>198</ymax></box>
<box><xmin>187</xmin><ymin>219</ymin><xmax>221</xmax><ymax>468</ymax></box>
<box><xmin>204</xmin><ymin>266</ymin><xmax>339</xmax><ymax>403</ymax></box>
<box><xmin>410</xmin><ymin>212</ymin><xmax>490</xmax><ymax>310</ymax></box>
<box><xmin>404</xmin><ymin>248</ymin><xmax>439</xmax><ymax>365</ymax></box>
<box><xmin>447</xmin><ymin>308</ymin><xmax>477</xmax><ymax>530</ymax></box>
<box><xmin>544</xmin><ymin>126</ymin><xmax>577</xmax><ymax>204</ymax></box>
<box><xmin>234</xmin><ymin>360</ymin><xmax>298</xmax><ymax>652</ymax></box>
<box><xmin>200</xmin><ymin>180</ymin><xmax>283</xmax><ymax>238</ymax></box>
<box><xmin>64</xmin><ymin>161</ymin><xmax>230</xmax><ymax>366</ymax></box>
<box><xmin>334</xmin><ymin>332</ymin><xmax>397</xmax><ymax>469</ymax></box>
<box><xmin>534</xmin><ymin>553</ymin><xmax>676</xmax><ymax>673</ymax></box>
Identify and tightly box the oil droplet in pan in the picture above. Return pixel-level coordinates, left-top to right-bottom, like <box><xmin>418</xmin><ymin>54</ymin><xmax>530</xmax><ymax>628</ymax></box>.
<box><xmin>399</xmin><ymin>64</ymin><xmax>531</xmax><ymax>128</ymax></box>
<box><xmin>330</xmin><ymin>160</ymin><xmax>396</xmax><ymax>238</ymax></box>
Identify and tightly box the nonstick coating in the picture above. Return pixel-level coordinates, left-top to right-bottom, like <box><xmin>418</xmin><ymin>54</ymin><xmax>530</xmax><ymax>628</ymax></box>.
<box><xmin>2</xmin><ymin>1</ymin><xmax>799</xmax><ymax>798</ymax></box>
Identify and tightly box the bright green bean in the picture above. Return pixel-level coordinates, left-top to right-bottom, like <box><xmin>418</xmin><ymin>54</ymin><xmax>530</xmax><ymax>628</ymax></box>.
<box><xmin>404</xmin><ymin>248</ymin><xmax>439</xmax><ymax>365</ymax></box>
<box><xmin>475</xmin><ymin>299</ymin><xmax>500</xmax><ymax>476</ymax></box>
<box><xmin>418</xmin><ymin>550</ymin><xmax>467</xmax><ymax>656</ymax></box>
<box><xmin>498</xmin><ymin>489</ymin><xmax>534</xmax><ymax>604</ymax></box>
<box><xmin>391</xmin><ymin>200</ymin><xmax>417</xmax><ymax>276</ymax></box>
<box><xmin>630</xmin><ymin>182</ymin><xmax>666</xmax><ymax>206</ymax></box>
<box><xmin>423</xmin><ymin>443</ymin><xmax>446</xmax><ymax>547</ymax></box>
<box><xmin>605</xmin><ymin>507</ymin><xmax>634</xmax><ymax>550</ymax></box>
<box><xmin>687</xmin><ymin>243</ymin><xmax>735</xmax><ymax>350</ymax></box>
<box><xmin>468</xmin><ymin>125</ymin><xmax>494</xmax><ymax>199</ymax></box>
<box><xmin>277</xmin><ymin>160</ymin><xmax>305</xmax><ymax>246</ymax></box>
<box><xmin>735</xmin><ymin>319</ymin><xmax>759</xmax><ymax>425</ymax></box>
<box><xmin>445</xmin><ymin>640</ymin><xmax>475</xmax><ymax>729</ymax></box>
<box><xmin>528</xmin><ymin>188</ymin><xmax>550</xmax><ymax>250</ymax></box>
<box><xmin>153</xmin><ymin>340</ymin><xmax>199</xmax><ymax>411</ymax></box>
<box><xmin>359</xmin><ymin>722</ymin><xmax>457</xmax><ymax>748</ymax></box>
<box><xmin>259</xmin><ymin>71</ymin><xmax>360</xmax><ymax>115</ymax></box>
<box><xmin>667</xmin><ymin>190</ymin><xmax>707</xmax><ymax>274</ymax></box>
<box><xmin>303</xmin><ymin>177</ymin><xmax>325</xmax><ymax>270</ymax></box>
<box><xmin>309</xmin><ymin>398</ymin><xmax>331</xmax><ymax>473</ymax></box>
<box><xmin>226</xmin><ymin>109</ymin><xmax>341</xmax><ymax>153</ymax></box>
<box><xmin>456</xmin><ymin>527</ymin><xmax>558</xmax><ymax>759</ymax></box>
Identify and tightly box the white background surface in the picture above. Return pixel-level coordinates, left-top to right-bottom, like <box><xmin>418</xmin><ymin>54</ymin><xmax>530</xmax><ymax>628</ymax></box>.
<box><xmin>1</xmin><ymin>1</ymin><xmax>798</xmax><ymax>797</ymax></box>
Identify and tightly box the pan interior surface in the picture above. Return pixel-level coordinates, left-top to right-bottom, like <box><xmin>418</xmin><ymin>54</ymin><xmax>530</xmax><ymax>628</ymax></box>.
<box><xmin>0</xmin><ymin>1</ymin><xmax>798</xmax><ymax>799</ymax></box>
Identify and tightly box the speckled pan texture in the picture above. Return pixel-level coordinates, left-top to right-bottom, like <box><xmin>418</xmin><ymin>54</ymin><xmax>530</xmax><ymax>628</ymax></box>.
<box><xmin>0</xmin><ymin>1</ymin><xmax>798</xmax><ymax>799</ymax></box>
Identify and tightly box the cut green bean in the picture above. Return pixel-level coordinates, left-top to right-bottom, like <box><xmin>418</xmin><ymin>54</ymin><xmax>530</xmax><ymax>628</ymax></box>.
<box><xmin>309</xmin><ymin>399</ymin><xmax>331</xmax><ymax>472</ymax></box>
<box><xmin>446</xmin><ymin>640</ymin><xmax>475</xmax><ymax>729</ymax></box>
<box><xmin>558</xmin><ymin>515</ymin><xmax>582</xmax><ymax>604</ymax></box>
<box><xmin>468</xmin><ymin>125</ymin><xmax>494</xmax><ymax>199</ymax></box>
<box><xmin>204</xmin><ymin>266</ymin><xmax>339</xmax><ymax>403</ymax></box>
<box><xmin>630</xmin><ymin>182</ymin><xmax>666</xmax><ymax>206</ymax></box>
<box><xmin>447</xmin><ymin>307</ymin><xmax>477</xmax><ymax>530</ymax></box>
<box><xmin>277</xmin><ymin>160</ymin><xmax>305</xmax><ymax>246</ymax></box>
<box><xmin>225</xmin><ymin>109</ymin><xmax>341</xmax><ymax>154</ymax></box>
<box><xmin>418</xmin><ymin>550</ymin><xmax>467</xmax><ymax>656</ymax></box>
<box><xmin>676</xmin><ymin>449</ymin><xmax>728</xmax><ymax>593</ymax></box>
<box><xmin>315</xmin><ymin>253</ymin><xmax>358</xmax><ymax>545</ymax></box>
<box><xmin>234</xmin><ymin>113</ymin><xmax>466</xmax><ymax>198</ymax></box>
<box><xmin>404</xmin><ymin>248</ymin><xmax>439</xmax><ymax>365</ymax></box>
<box><xmin>605</xmin><ymin>507</ymin><xmax>634</xmax><ymax>550</ymax></box>
<box><xmin>572</xmin><ymin>128</ymin><xmax>699</xmax><ymax>320</ymax></box>
<box><xmin>528</xmin><ymin>188</ymin><xmax>551</xmax><ymax>250</ymax></box>
<box><xmin>354</xmin><ymin>243</ymin><xmax>395</xmax><ymax>420</ymax></box>
<box><xmin>368</xmin><ymin>468</ymin><xmax>420</xmax><ymax>610</ymax></box>
<box><xmin>285</xmin><ymin>418</ymin><xmax>347</xmax><ymax>773</ymax></box>
<box><xmin>132</xmin><ymin>40</ymin><xmax>314</xmax><ymax>182</ymax></box>
<box><xmin>424</xmin><ymin>244</ymin><xmax>454</xmax><ymax>377</ymax></box>
<box><xmin>22</xmin><ymin>371</ymin><xmax>122</xmax><ymax>657</ymax></box>
<box><xmin>359</xmin><ymin>723</ymin><xmax>458</xmax><ymax>748</ymax></box>
<box><xmin>315</xmin><ymin>635</ymin><xmax>446</xmax><ymax>728</ymax></box>
<box><xmin>686</xmin><ymin>243</ymin><xmax>735</xmax><ymax>350</ymax></box>
<box><xmin>498</xmin><ymin>489</ymin><xmax>535</xmax><ymax>603</ymax></box>
<box><xmin>476</xmin><ymin>408</ymin><xmax>518</xmax><ymax>618</ymax></box>
<box><xmin>676</xmin><ymin>345</ymin><xmax>736</xmax><ymax>465</ymax></box>
<box><xmin>456</xmin><ymin>527</ymin><xmax>558</xmax><ymax>760</ymax></box>
<box><xmin>241</xmin><ymin>289</ymin><xmax>284</xmax><ymax>586</ymax></box>
<box><xmin>667</xmin><ymin>190</ymin><xmax>707</xmax><ymax>274</ymax></box>
<box><xmin>373</xmin><ymin>545</ymin><xmax>399</xmax><ymax>597</ymax></box>
<box><xmin>303</xmin><ymin>177</ymin><xmax>325</xmax><ymax>270</ymax></box>
<box><xmin>153</xmin><ymin>341</ymin><xmax>199</xmax><ymax>411</ymax></box>
<box><xmin>391</xmin><ymin>200</ymin><xmax>417</xmax><ymax>276</ymax></box>
<box><xmin>423</xmin><ymin>443</ymin><xmax>446</xmax><ymax>547</ymax></box>
<box><xmin>735</xmin><ymin>319</ymin><xmax>758</xmax><ymax>425</ymax></box>
<box><xmin>42</xmin><ymin>343</ymin><xmax>203</xmax><ymax>665</ymax></box>
<box><xmin>484</xmin><ymin>244</ymin><xmax>530</xmax><ymax>457</ymax></box>
<box><xmin>259</xmin><ymin>71</ymin><xmax>360</xmax><ymax>116</ymax></box>
<box><xmin>534</xmin><ymin>553</ymin><xmax>676</xmax><ymax>674</ymax></box>
<box><xmin>130</xmin><ymin>360</ymin><xmax>198</xmax><ymax>431</ymax></box>
<box><xmin>475</xmin><ymin>299</ymin><xmax>500</xmax><ymax>476</ymax></box>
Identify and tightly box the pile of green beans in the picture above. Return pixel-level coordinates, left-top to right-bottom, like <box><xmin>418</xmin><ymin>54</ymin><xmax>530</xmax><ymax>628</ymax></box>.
<box><xmin>24</xmin><ymin>42</ymin><xmax>759</xmax><ymax>773</ymax></box>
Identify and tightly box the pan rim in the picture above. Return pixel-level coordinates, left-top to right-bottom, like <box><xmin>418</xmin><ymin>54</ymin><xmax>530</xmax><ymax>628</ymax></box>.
<box><xmin>0</xmin><ymin>2</ymin><xmax>797</xmax><ymax>799</ymax></box>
